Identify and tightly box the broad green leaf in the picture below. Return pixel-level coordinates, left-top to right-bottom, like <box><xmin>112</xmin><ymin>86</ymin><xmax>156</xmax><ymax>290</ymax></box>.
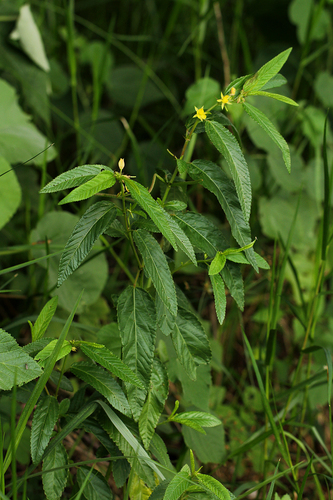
<box><xmin>71</xmin><ymin>361</ymin><xmax>131</xmax><ymax>416</ymax></box>
<box><xmin>117</xmin><ymin>286</ymin><xmax>156</xmax><ymax>420</ymax></box>
<box><xmin>248</xmin><ymin>91</ymin><xmax>298</xmax><ymax>106</ymax></box>
<box><xmin>166</xmin><ymin>216</ymin><xmax>197</xmax><ymax>265</ymax></box>
<box><xmin>196</xmin><ymin>474</ymin><xmax>230</xmax><ymax>500</ymax></box>
<box><xmin>34</xmin><ymin>339</ymin><xmax>72</xmax><ymax>368</ymax></box>
<box><xmin>183</xmin><ymin>77</ymin><xmax>220</xmax><ymax>115</ymax></box>
<box><xmin>205</xmin><ymin>121</ymin><xmax>252</xmax><ymax>221</ymax></box>
<box><xmin>57</xmin><ymin>201</ymin><xmax>117</xmax><ymax>286</ymax></box>
<box><xmin>0</xmin><ymin>157</ymin><xmax>21</xmax><ymax>231</ymax></box>
<box><xmin>42</xmin><ymin>443</ymin><xmax>68</xmax><ymax>500</ymax></box>
<box><xmin>243</xmin><ymin>48</ymin><xmax>292</xmax><ymax>94</ymax></box>
<box><xmin>123</xmin><ymin>178</ymin><xmax>177</xmax><ymax>249</ymax></box>
<box><xmin>173</xmin><ymin>212</ymin><xmax>228</xmax><ymax>257</ymax></box>
<box><xmin>209</xmin><ymin>252</ymin><xmax>227</xmax><ymax>275</ymax></box>
<box><xmin>40</xmin><ymin>165</ymin><xmax>111</xmax><ymax>193</ymax></box>
<box><xmin>0</xmin><ymin>329</ymin><xmax>42</xmax><ymax>390</ymax></box>
<box><xmin>80</xmin><ymin>344</ymin><xmax>144</xmax><ymax>388</ymax></box>
<box><xmin>182</xmin><ymin>424</ymin><xmax>225</xmax><ymax>464</ymax></box>
<box><xmin>164</xmin><ymin>465</ymin><xmax>191</xmax><ymax>500</ymax></box>
<box><xmin>134</xmin><ymin>229</ymin><xmax>177</xmax><ymax>316</ymax></box>
<box><xmin>31</xmin><ymin>296</ymin><xmax>58</xmax><ymax>341</ymax></box>
<box><xmin>185</xmin><ymin>160</ymin><xmax>258</xmax><ymax>270</ymax></box>
<box><xmin>77</xmin><ymin>466</ymin><xmax>113</xmax><ymax>500</ymax></box>
<box><xmin>31</xmin><ymin>396</ymin><xmax>59</xmax><ymax>464</ymax></box>
<box><xmin>243</xmin><ymin>102</ymin><xmax>291</xmax><ymax>173</ymax></box>
<box><xmin>149</xmin><ymin>433</ymin><xmax>176</xmax><ymax>479</ymax></box>
<box><xmin>0</xmin><ymin>78</ymin><xmax>56</xmax><ymax>165</ymax></box>
<box><xmin>129</xmin><ymin>473</ymin><xmax>152</xmax><ymax>500</ymax></box>
<box><xmin>156</xmin><ymin>294</ymin><xmax>176</xmax><ymax>337</ymax></box>
<box><xmin>260</xmin><ymin>74</ymin><xmax>287</xmax><ymax>91</ymax></box>
<box><xmin>139</xmin><ymin>359</ymin><xmax>169</xmax><ymax>449</ymax></box>
<box><xmin>221</xmin><ymin>261</ymin><xmax>244</xmax><ymax>311</ymax></box>
<box><xmin>59</xmin><ymin>170</ymin><xmax>116</xmax><ymax>204</ymax></box>
<box><xmin>171</xmin><ymin>308</ymin><xmax>211</xmax><ymax>380</ymax></box>
<box><xmin>209</xmin><ymin>274</ymin><xmax>226</xmax><ymax>325</ymax></box>
<box><xmin>226</xmin><ymin>251</ymin><xmax>270</xmax><ymax>269</ymax></box>
<box><xmin>171</xmin><ymin>411</ymin><xmax>221</xmax><ymax>434</ymax></box>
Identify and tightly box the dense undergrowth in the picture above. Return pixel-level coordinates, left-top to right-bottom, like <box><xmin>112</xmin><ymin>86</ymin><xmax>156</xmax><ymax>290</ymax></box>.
<box><xmin>0</xmin><ymin>1</ymin><xmax>333</xmax><ymax>499</ymax></box>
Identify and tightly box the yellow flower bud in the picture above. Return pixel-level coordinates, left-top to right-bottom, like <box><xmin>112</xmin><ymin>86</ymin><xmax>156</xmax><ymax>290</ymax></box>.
<box><xmin>118</xmin><ymin>158</ymin><xmax>125</xmax><ymax>170</ymax></box>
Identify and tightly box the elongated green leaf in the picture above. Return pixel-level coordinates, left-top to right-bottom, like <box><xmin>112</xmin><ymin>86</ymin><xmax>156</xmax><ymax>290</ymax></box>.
<box><xmin>134</xmin><ymin>229</ymin><xmax>177</xmax><ymax>316</ymax></box>
<box><xmin>31</xmin><ymin>396</ymin><xmax>59</xmax><ymax>464</ymax></box>
<box><xmin>249</xmin><ymin>91</ymin><xmax>298</xmax><ymax>106</ymax></box>
<box><xmin>80</xmin><ymin>344</ymin><xmax>144</xmax><ymax>388</ymax></box>
<box><xmin>42</xmin><ymin>443</ymin><xmax>68</xmax><ymax>500</ymax></box>
<box><xmin>123</xmin><ymin>178</ymin><xmax>177</xmax><ymax>249</ymax></box>
<box><xmin>171</xmin><ymin>308</ymin><xmax>211</xmax><ymax>380</ymax></box>
<box><xmin>171</xmin><ymin>411</ymin><xmax>221</xmax><ymax>434</ymax></box>
<box><xmin>205</xmin><ymin>121</ymin><xmax>252</xmax><ymax>221</ymax></box>
<box><xmin>166</xmin><ymin>216</ymin><xmax>197</xmax><ymax>265</ymax></box>
<box><xmin>225</xmin><ymin>74</ymin><xmax>253</xmax><ymax>95</ymax></box>
<box><xmin>226</xmin><ymin>251</ymin><xmax>270</xmax><ymax>269</ymax></box>
<box><xmin>209</xmin><ymin>274</ymin><xmax>226</xmax><ymax>325</ymax></box>
<box><xmin>34</xmin><ymin>339</ymin><xmax>72</xmax><ymax>368</ymax></box>
<box><xmin>209</xmin><ymin>252</ymin><xmax>226</xmax><ymax>275</ymax></box>
<box><xmin>71</xmin><ymin>361</ymin><xmax>131</xmax><ymax>416</ymax></box>
<box><xmin>31</xmin><ymin>296</ymin><xmax>58</xmax><ymax>341</ymax></box>
<box><xmin>58</xmin><ymin>201</ymin><xmax>117</xmax><ymax>286</ymax></box>
<box><xmin>139</xmin><ymin>358</ymin><xmax>169</xmax><ymax>449</ymax></box>
<box><xmin>117</xmin><ymin>286</ymin><xmax>156</xmax><ymax>420</ymax></box>
<box><xmin>221</xmin><ymin>261</ymin><xmax>244</xmax><ymax>311</ymax></box>
<box><xmin>164</xmin><ymin>465</ymin><xmax>191</xmax><ymax>500</ymax></box>
<box><xmin>196</xmin><ymin>473</ymin><xmax>230</xmax><ymax>500</ymax></box>
<box><xmin>0</xmin><ymin>329</ymin><xmax>42</xmax><ymax>390</ymax></box>
<box><xmin>243</xmin><ymin>102</ymin><xmax>291</xmax><ymax>173</ymax></box>
<box><xmin>149</xmin><ymin>434</ymin><xmax>176</xmax><ymax>479</ymax></box>
<box><xmin>156</xmin><ymin>294</ymin><xmax>176</xmax><ymax>337</ymax></box>
<box><xmin>77</xmin><ymin>466</ymin><xmax>112</xmax><ymax>500</ymax></box>
<box><xmin>243</xmin><ymin>48</ymin><xmax>292</xmax><ymax>93</ymax></box>
<box><xmin>173</xmin><ymin>212</ymin><xmax>228</xmax><ymax>256</ymax></box>
<box><xmin>260</xmin><ymin>74</ymin><xmax>287</xmax><ymax>91</ymax></box>
<box><xmin>186</xmin><ymin>160</ymin><xmax>258</xmax><ymax>270</ymax></box>
<box><xmin>40</xmin><ymin>165</ymin><xmax>111</xmax><ymax>193</ymax></box>
<box><xmin>59</xmin><ymin>170</ymin><xmax>116</xmax><ymax>205</ymax></box>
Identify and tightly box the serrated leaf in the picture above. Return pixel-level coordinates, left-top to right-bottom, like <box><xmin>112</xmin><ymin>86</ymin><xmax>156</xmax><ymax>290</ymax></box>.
<box><xmin>164</xmin><ymin>465</ymin><xmax>191</xmax><ymax>500</ymax></box>
<box><xmin>40</xmin><ymin>165</ymin><xmax>110</xmax><ymax>193</ymax></box>
<box><xmin>71</xmin><ymin>361</ymin><xmax>131</xmax><ymax>416</ymax></box>
<box><xmin>34</xmin><ymin>339</ymin><xmax>72</xmax><ymax>368</ymax></box>
<box><xmin>31</xmin><ymin>296</ymin><xmax>58</xmax><ymax>341</ymax></box>
<box><xmin>171</xmin><ymin>411</ymin><xmax>221</xmax><ymax>434</ymax></box>
<box><xmin>123</xmin><ymin>177</ymin><xmax>177</xmax><ymax>249</ymax></box>
<box><xmin>139</xmin><ymin>359</ymin><xmax>169</xmax><ymax>449</ymax></box>
<box><xmin>80</xmin><ymin>344</ymin><xmax>144</xmax><ymax>388</ymax></box>
<box><xmin>196</xmin><ymin>473</ymin><xmax>230</xmax><ymax>500</ymax></box>
<box><xmin>133</xmin><ymin>229</ymin><xmax>177</xmax><ymax>316</ymax></box>
<box><xmin>77</xmin><ymin>466</ymin><xmax>113</xmax><ymax>500</ymax></box>
<box><xmin>42</xmin><ymin>443</ymin><xmax>68</xmax><ymax>500</ymax></box>
<box><xmin>129</xmin><ymin>473</ymin><xmax>152</xmax><ymax>500</ymax></box>
<box><xmin>205</xmin><ymin>121</ymin><xmax>252</xmax><ymax>221</ymax></box>
<box><xmin>243</xmin><ymin>102</ymin><xmax>291</xmax><ymax>173</ymax></box>
<box><xmin>167</xmin><ymin>216</ymin><xmax>197</xmax><ymax>265</ymax></box>
<box><xmin>31</xmin><ymin>396</ymin><xmax>59</xmax><ymax>464</ymax></box>
<box><xmin>59</xmin><ymin>170</ymin><xmax>116</xmax><ymax>204</ymax></box>
<box><xmin>149</xmin><ymin>433</ymin><xmax>176</xmax><ymax>479</ymax></box>
<box><xmin>171</xmin><ymin>309</ymin><xmax>211</xmax><ymax>380</ymax></box>
<box><xmin>117</xmin><ymin>286</ymin><xmax>156</xmax><ymax>420</ymax></box>
<box><xmin>57</xmin><ymin>201</ymin><xmax>117</xmax><ymax>286</ymax></box>
<box><xmin>0</xmin><ymin>329</ymin><xmax>42</xmax><ymax>390</ymax></box>
<box><xmin>243</xmin><ymin>48</ymin><xmax>292</xmax><ymax>93</ymax></box>
<box><xmin>221</xmin><ymin>261</ymin><xmax>244</xmax><ymax>311</ymax></box>
<box><xmin>209</xmin><ymin>274</ymin><xmax>226</xmax><ymax>325</ymax></box>
<box><xmin>209</xmin><ymin>252</ymin><xmax>226</xmax><ymax>275</ymax></box>
<box><xmin>185</xmin><ymin>160</ymin><xmax>258</xmax><ymax>271</ymax></box>
<box><xmin>173</xmin><ymin>212</ymin><xmax>228</xmax><ymax>257</ymax></box>
<box><xmin>156</xmin><ymin>294</ymin><xmax>176</xmax><ymax>337</ymax></box>
<box><xmin>249</xmin><ymin>91</ymin><xmax>298</xmax><ymax>106</ymax></box>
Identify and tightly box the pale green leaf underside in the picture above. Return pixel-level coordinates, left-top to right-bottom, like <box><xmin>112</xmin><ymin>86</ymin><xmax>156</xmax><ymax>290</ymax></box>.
<box><xmin>117</xmin><ymin>286</ymin><xmax>156</xmax><ymax>420</ymax></box>
<box><xmin>34</xmin><ymin>339</ymin><xmax>72</xmax><ymax>368</ymax></box>
<box><xmin>134</xmin><ymin>229</ymin><xmax>177</xmax><ymax>317</ymax></box>
<box><xmin>205</xmin><ymin>120</ymin><xmax>252</xmax><ymax>222</ymax></box>
<box><xmin>80</xmin><ymin>344</ymin><xmax>144</xmax><ymax>388</ymax></box>
<box><xmin>71</xmin><ymin>361</ymin><xmax>131</xmax><ymax>416</ymax></box>
<box><xmin>58</xmin><ymin>201</ymin><xmax>117</xmax><ymax>286</ymax></box>
<box><xmin>31</xmin><ymin>395</ymin><xmax>59</xmax><ymax>464</ymax></box>
<box><xmin>243</xmin><ymin>101</ymin><xmax>291</xmax><ymax>173</ymax></box>
<box><xmin>209</xmin><ymin>252</ymin><xmax>226</xmax><ymax>275</ymax></box>
<box><xmin>0</xmin><ymin>329</ymin><xmax>42</xmax><ymax>390</ymax></box>
<box><xmin>243</xmin><ymin>48</ymin><xmax>292</xmax><ymax>93</ymax></box>
<box><xmin>31</xmin><ymin>296</ymin><xmax>58</xmax><ymax>341</ymax></box>
<box><xmin>59</xmin><ymin>170</ymin><xmax>116</xmax><ymax>204</ymax></box>
<box><xmin>209</xmin><ymin>274</ymin><xmax>226</xmax><ymax>325</ymax></box>
<box><xmin>249</xmin><ymin>91</ymin><xmax>298</xmax><ymax>106</ymax></box>
<box><xmin>40</xmin><ymin>165</ymin><xmax>111</xmax><ymax>193</ymax></box>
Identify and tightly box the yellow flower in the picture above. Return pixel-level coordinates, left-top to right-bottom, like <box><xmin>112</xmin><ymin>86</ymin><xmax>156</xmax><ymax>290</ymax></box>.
<box><xmin>230</xmin><ymin>87</ymin><xmax>236</xmax><ymax>96</ymax></box>
<box><xmin>193</xmin><ymin>106</ymin><xmax>207</xmax><ymax>121</ymax></box>
<box><xmin>217</xmin><ymin>92</ymin><xmax>232</xmax><ymax>110</ymax></box>
<box><xmin>118</xmin><ymin>158</ymin><xmax>125</xmax><ymax>171</ymax></box>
